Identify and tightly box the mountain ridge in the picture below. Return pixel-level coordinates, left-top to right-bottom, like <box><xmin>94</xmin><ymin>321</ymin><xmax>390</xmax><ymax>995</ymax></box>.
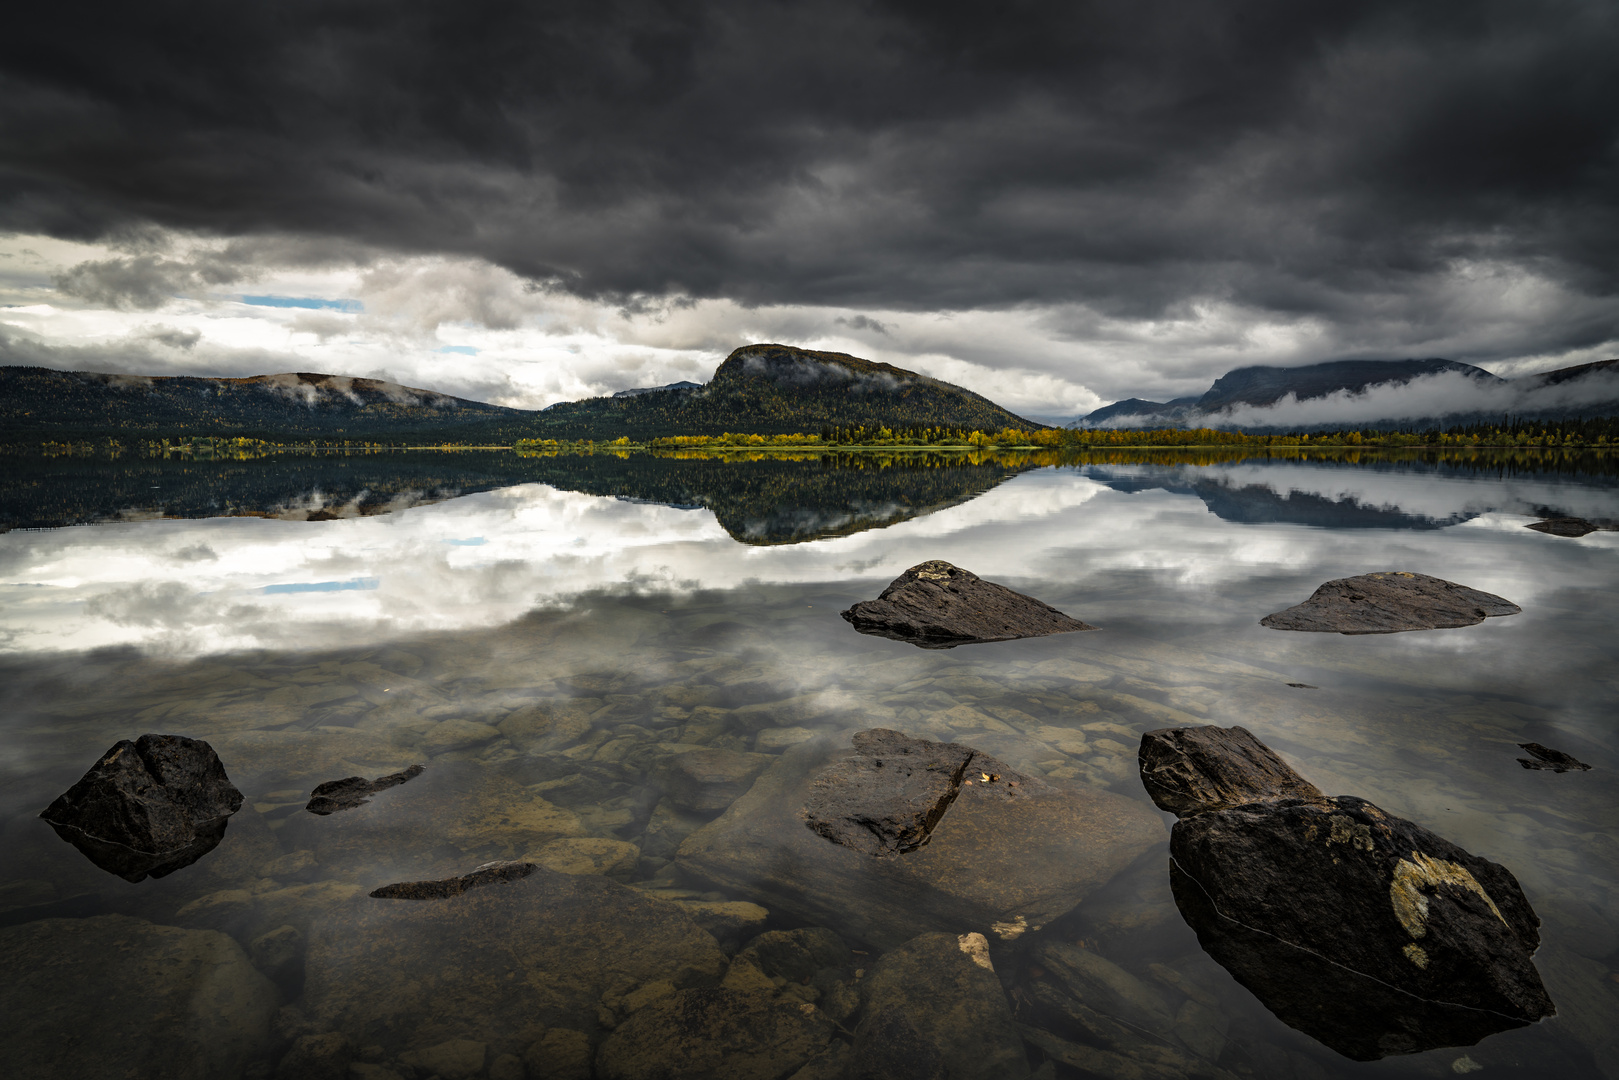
<box><xmin>1078</xmin><ymin>357</ymin><xmax>1619</xmax><ymax>429</ymax></box>
<box><xmin>0</xmin><ymin>344</ymin><xmax>1040</xmax><ymax>443</ymax></box>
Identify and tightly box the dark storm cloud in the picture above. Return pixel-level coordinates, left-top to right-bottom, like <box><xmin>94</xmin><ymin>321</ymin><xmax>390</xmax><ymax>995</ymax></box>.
<box><xmin>2</xmin><ymin>0</ymin><xmax>1617</xmax><ymax>336</ymax></box>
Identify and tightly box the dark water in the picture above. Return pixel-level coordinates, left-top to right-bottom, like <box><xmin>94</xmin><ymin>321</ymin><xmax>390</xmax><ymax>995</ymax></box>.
<box><xmin>0</xmin><ymin>450</ymin><xmax>1615</xmax><ymax>1080</ymax></box>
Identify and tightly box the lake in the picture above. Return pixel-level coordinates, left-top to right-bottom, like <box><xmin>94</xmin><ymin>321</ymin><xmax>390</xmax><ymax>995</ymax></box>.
<box><xmin>1</xmin><ymin>448</ymin><xmax>1615</xmax><ymax>1080</ymax></box>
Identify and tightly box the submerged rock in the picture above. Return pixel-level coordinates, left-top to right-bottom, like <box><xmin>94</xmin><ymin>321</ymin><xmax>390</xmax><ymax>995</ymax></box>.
<box><xmin>277</xmin><ymin>760</ymin><xmax>583</xmax><ymax>884</ymax></box>
<box><xmin>654</xmin><ymin>747</ymin><xmax>774</xmax><ymax>813</ymax></box>
<box><xmin>305</xmin><ymin>764</ymin><xmax>424</xmax><ymax>815</ymax></box>
<box><xmin>303</xmin><ymin>865</ymin><xmax>727</xmax><ymax>1055</ymax></box>
<box><xmin>0</xmin><ymin>914</ymin><xmax>277</xmax><ymax>1080</ymax></box>
<box><xmin>40</xmin><ymin>733</ymin><xmax>244</xmax><ymax>882</ymax></box>
<box><xmin>841</xmin><ymin>561</ymin><xmax>1095</xmax><ymax>648</ymax></box>
<box><xmin>1140</xmin><ymin>724</ymin><xmax>1555</xmax><ymax>1060</ymax></box>
<box><xmin>679</xmin><ymin>734</ymin><xmax>1162</xmax><ymax>949</ymax></box>
<box><xmin>855</xmin><ymin>932</ymin><xmax>1029</xmax><ymax>1080</ymax></box>
<box><xmin>1516</xmin><ymin>742</ymin><xmax>1593</xmax><ymax>773</ymax></box>
<box><xmin>846</xmin><ymin>1010</ymin><xmax>951</xmax><ymax>1080</ymax></box>
<box><xmin>803</xmin><ymin>728</ymin><xmax>984</xmax><ymax>856</ymax></box>
<box><xmin>369</xmin><ymin>860</ymin><xmax>537</xmax><ymax>899</ymax></box>
<box><xmin>1260</xmin><ymin>572</ymin><xmax>1520</xmax><ymax>634</ymax></box>
<box><xmin>595</xmin><ymin>987</ymin><xmax>836</xmax><ymax>1080</ymax></box>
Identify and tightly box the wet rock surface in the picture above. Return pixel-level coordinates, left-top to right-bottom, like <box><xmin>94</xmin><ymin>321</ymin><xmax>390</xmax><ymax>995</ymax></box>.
<box><xmin>1517</xmin><ymin>742</ymin><xmax>1593</xmax><ymax>772</ymax></box>
<box><xmin>303</xmin><ymin>865</ymin><xmax>728</xmax><ymax>1055</ymax></box>
<box><xmin>680</xmin><ymin>735</ymin><xmax>1162</xmax><ymax>949</ymax></box>
<box><xmin>0</xmin><ymin>913</ymin><xmax>277</xmax><ymax>1080</ymax></box>
<box><xmin>1141</xmin><ymin>724</ymin><xmax>1555</xmax><ymax>1059</ymax></box>
<box><xmin>40</xmin><ymin>733</ymin><xmax>244</xmax><ymax>882</ymax></box>
<box><xmin>1260</xmin><ymin>571</ymin><xmax>1521</xmax><ymax>634</ymax></box>
<box><xmin>1138</xmin><ymin>725</ymin><xmax>1322</xmax><ymax>815</ymax></box>
<box><xmin>841</xmin><ymin>561</ymin><xmax>1095</xmax><ymax>648</ymax></box>
<box><xmin>369</xmin><ymin>859</ymin><xmax>537</xmax><ymax>899</ymax></box>
<box><xmin>47</xmin><ymin>813</ymin><xmax>234</xmax><ymax>883</ymax></box>
<box><xmin>803</xmin><ymin>728</ymin><xmax>989</xmax><ymax>856</ymax></box>
<box><xmin>305</xmin><ymin>763</ymin><xmax>424</xmax><ymax>815</ymax></box>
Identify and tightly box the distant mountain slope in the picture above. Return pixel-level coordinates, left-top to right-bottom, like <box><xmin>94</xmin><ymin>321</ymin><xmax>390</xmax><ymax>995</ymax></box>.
<box><xmin>527</xmin><ymin>344</ymin><xmax>1040</xmax><ymax>438</ymax></box>
<box><xmin>1077</xmin><ymin>356</ymin><xmax>1618</xmax><ymax>429</ymax></box>
<box><xmin>0</xmin><ymin>367</ymin><xmax>526</xmax><ymax>439</ymax></box>
<box><xmin>612</xmin><ymin>381</ymin><xmax>703</xmax><ymax>398</ymax></box>
<box><xmin>2</xmin><ymin>344</ymin><xmax>1041</xmax><ymax>443</ymax></box>
<box><xmin>1080</xmin><ymin>396</ymin><xmax>1201</xmax><ymax>426</ymax></box>
<box><xmin>1529</xmin><ymin>358</ymin><xmax>1619</xmax><ymax>387</ymax></box>
<box><xmin>1194</xmin><ymin>359</ymin><xmax>1498</xmax><ymax>411</ymax></box>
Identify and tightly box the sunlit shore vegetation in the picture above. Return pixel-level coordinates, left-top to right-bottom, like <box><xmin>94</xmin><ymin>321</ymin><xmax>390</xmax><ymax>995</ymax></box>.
<box><xmin>14</xmin><ymin>415</ymin><xmax>1619</xmax><ymax>461</ymax></box>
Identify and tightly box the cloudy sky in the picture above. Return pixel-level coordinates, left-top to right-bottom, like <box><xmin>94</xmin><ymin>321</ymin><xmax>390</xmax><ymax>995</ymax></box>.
<box><xmin>3</xmin><ymin>0</ymin><xmax>1617</xmax><ymax>416</ymax></box>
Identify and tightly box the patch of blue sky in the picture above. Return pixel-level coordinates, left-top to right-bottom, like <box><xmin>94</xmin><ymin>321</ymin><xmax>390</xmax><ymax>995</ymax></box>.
<box><xmin>261</xmin><ymin>577</ymin><xmax>379</xmax><ymax>594</ymax></box>
<box><xmin>242</xmin><ymin>295</ymin><xmax>363</xmax><ymax>313</ymax></box>
<box><xmin>442</xmin><ymin>537</ymin><xmax>486</xmax><ymax>546</ymax></box>
<box><xmin>436</xmin><ymin>345</ymin><xmax>479</xmax><ymax>355</ymax></box>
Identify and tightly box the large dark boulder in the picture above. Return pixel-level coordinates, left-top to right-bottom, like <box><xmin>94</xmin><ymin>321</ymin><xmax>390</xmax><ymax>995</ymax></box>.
<box><xmin>40</xmin><ymin>734</ymin><xmax>243</xmax><ymax>882</ymax></box>
<box><xmin>841</xmin><ymin>561</ymin><xmax>1095</xmax><ymax>648</ymax></box>
<box><xmin>1139</xmin><ymin>725</ymin><xmax>1554</xmax><ymax>1060</ymax></box>
<box><xmin>1260</xmin><ymin>571</ymin><xmax>1520</xmax><ymax>634</ymax></box>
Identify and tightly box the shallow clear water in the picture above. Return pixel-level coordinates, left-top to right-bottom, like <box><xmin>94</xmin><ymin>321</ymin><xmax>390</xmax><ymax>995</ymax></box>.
<box><xmin>1</xmin><ymin>450</ymin><xmax>1615</xmax><ymax>1080</ymax></box>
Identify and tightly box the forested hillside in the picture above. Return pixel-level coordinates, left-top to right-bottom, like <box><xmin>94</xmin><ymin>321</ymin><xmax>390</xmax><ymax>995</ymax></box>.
<box><xmin>2</xmin><ymin>345</ymin><xmax>1041</xmax><ymax>443</ymax></box>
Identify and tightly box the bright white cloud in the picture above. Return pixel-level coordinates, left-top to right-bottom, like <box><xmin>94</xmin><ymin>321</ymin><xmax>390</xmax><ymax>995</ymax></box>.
<box><xmin>6</xmin><ymin>232</ymin><xmax>1618</xmax><ymax>417</ymax></box>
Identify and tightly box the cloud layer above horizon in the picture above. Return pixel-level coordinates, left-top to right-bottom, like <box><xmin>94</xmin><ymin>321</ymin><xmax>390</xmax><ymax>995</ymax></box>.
<box><xmin>3</xmin><ymin>1</ymin><xmax>1618</xmax><ymax>413</ymax></box>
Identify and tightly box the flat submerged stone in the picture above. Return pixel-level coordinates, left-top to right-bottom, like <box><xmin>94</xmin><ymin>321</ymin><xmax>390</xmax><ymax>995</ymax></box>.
<box><xmin>1260</xmin><ymin>571</ymin><xmax>1520</xmax><ymax>634</ymax></box>
<box><xmin>679</xmin><ymin>734</ymin><xmax>1162</xmax><ymax>949</ymax></box>
<box><xmin>841</xmin><ymin>561</ymin><xmax>1095</xmax><ymax>648</ymax></box>
<box><xmin>304</xmin><ymin>866</ymin><xmax>728</xmax><ymax>1055</ymax></box>
<box><xmin>0</xmin><ymin>914</ymin><xmax>277</xmax><ymax>1080</ymax></box>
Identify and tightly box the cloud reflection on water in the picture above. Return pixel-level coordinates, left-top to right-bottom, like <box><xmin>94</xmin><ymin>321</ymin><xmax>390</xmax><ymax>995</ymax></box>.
<box><xmin>1</xmin><ymin>458</ymin><xmax>1616</xmax><ymax>657</ymax></box>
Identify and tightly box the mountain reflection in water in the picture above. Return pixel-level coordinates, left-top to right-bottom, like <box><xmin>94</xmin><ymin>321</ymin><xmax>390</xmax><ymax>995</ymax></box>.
<box><xmin>1</xmin><ymin>449</ymin><xmax>1026</xmax><ymax>545</ymax></box>
<box><xmin>5</xmin><ymin>446</ymin><xmax>1617</xmax><ymax>540</ymax></box>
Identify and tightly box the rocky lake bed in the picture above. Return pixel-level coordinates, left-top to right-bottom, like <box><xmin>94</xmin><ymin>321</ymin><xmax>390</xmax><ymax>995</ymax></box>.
<box><xmin>1</xmin><ymin>454</ymin><xmax>1616</xmax><ymax>1078</ymax></box>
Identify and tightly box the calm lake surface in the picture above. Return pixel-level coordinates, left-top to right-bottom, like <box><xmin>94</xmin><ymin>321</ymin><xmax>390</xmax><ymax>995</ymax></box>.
<box><xmin>1</xmin><ymin>449</ymin><xmax>1615</xmax><ymax>1080</ymax></box>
